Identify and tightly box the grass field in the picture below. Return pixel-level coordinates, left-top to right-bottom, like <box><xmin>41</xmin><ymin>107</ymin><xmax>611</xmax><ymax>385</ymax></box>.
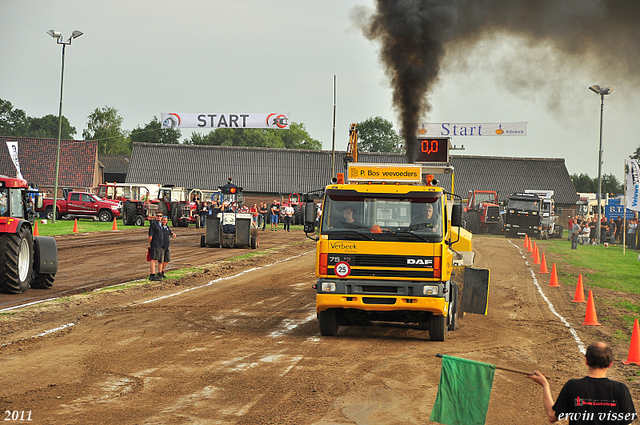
<box><xmin>31</xmin><ymin>217</ymin><xmax>139</xmax><ymax>236</ymax></box>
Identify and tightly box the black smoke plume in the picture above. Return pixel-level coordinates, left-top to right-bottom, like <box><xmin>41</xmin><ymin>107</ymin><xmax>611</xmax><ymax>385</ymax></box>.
<box><xmin>356</xmin><ymin>0</ymin><xmax>640</xmax><ymax>162</ymax></box>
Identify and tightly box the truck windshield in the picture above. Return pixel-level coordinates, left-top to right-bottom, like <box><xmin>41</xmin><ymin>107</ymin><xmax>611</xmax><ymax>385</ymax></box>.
<box><xmin>508</xmin><ymin>199</ymin><xmax>539</xmax><ymax>211</ymax></box>
<box><xmin>321</xmin><ymin>190</ymin><xmax>443</xmax><ymax>241</ymax></box>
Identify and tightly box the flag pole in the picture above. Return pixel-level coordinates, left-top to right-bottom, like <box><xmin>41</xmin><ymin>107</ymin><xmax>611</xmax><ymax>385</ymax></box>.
<box><xmin>435</xmin><ymin>354</ymin><xmax>536</xmax><ymax>376</ymax></box>
<box><xmin>623</xmin><ymin>159</ymin><xmax>627</xmax><ymax>255</ymax></box>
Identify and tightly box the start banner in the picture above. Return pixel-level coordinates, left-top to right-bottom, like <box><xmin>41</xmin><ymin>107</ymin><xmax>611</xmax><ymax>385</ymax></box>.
<box><xmin>160</xmin><ymin>113</ymin><xmax>290</xmax><ymax>130</ymax></box>
<box><xmin>403</xmin><ymin>122</ymin><xmax>528</xmax><ymax>137</ymax></box>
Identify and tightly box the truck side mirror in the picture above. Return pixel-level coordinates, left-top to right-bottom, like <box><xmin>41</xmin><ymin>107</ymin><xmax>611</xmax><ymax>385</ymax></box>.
<box><xmin>304</xmin><ymin>202</ymin><xmax>316</xmax><ymax>233</ymax></box>
<box><xmin>451</xmin><ymin>204</ymin><xmax>462</xmax><ymax>227</ymax></box>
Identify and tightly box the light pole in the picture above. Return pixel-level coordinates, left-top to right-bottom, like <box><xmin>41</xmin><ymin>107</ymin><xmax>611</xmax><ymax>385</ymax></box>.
<box><xmin>47</xmin><ymin>29</ymin><xmax>83</xmax><ymax>223</ymax></box>
<box><xmin>588</xmin><ymin>84</ymin><xmax>613</xmax><ymax>245</ymax></box>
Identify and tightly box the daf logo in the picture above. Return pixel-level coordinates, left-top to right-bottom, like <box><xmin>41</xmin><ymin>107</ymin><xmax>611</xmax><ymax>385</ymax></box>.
<box><xmin>407</xmin><ymin>258</ymin><xmax>432</xmax><ymax>266</ymax></box>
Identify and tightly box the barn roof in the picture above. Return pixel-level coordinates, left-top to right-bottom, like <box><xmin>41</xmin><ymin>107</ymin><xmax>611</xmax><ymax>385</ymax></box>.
<box><xmin>98</xmin><ymin>154</ymin><xmax>130</xmax><ymax>174</ymax></box>
<box><xmin>126</xmin><ymin>143</ymin><xmax>579</xmax><ymax>204</ymax></box>
<box><xmin>0</xmin><ymin>136</ymin><xmax>98</xmax><ymax>188</ymax></box>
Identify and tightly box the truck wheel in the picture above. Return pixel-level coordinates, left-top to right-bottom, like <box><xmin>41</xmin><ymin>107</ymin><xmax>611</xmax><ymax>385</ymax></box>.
<box><xmin>492</xmin><ymin>216</ymin><xmax>504</xmax><ymax>235</ymax></box>
<box><xmin>0</xmin><ymin>226</ymin><xmax>34</xmax><ymax>294</ymax></box>
<box><xmin>195</xmin><ymin>215</ymin><xmax>201</xmax><ymax>229</ymax></box>
<box><xmin>200</xmin><ymin>235</ymin><xmax>206</xmax><ymax>247</ymax></box>
<box><xmin>31</xmin><ymin>273</ymin><xmax>55</xmax><ymax>289</ymax></box>
<box><xmin>556</xmin><ymin>225</ymin><xmax>563</xmax><ymax>239</ymax></box>
<box><xmin>98</xmin><ymin>210</ymin><xmax>113</xmax><ymax>222</ymax></box>
<box><xmin>134</xmin><ymin>215</ymin><xmax>145</xmax><ymax>226</ymax></box>
<box><xmin>293</xmin><ymin>205</ymin><xmax>302</xmax><ymax>225</ymax></box>
<box><xmin>318</xmin><ymin>309</ymin><xmax>339</xmax><ymax>336</ymax></box>
<box><xmin>429</xmin><ymin>313</ymin><xmax>448</xmax><ymax>341</ymax></box>
<box><xmin>251</xmin><ymin>235</ymin><xmax>258</xmax><ymax>249</ymax></box>
<box><xmin>44</xmin><ymin>207</ymin><xmax>57</xmax><ymax>221</ymax></box>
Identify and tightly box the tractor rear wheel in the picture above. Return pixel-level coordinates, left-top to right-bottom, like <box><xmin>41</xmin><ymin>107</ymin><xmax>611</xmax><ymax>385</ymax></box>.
<box><xmin>123</xmin><ymin>201</ymin><xmax>137</xmax><ymax>226</ymax></box>
<box><xmin>31</xmin><ymin>273</ymin><xmax>55</xmax><ymax>289</ymax></box>
<box><xmin>0</xmin><ymin>226</ymin><xmax>34</xmax><ymax>294</ymax></box>
<box><xmin>293</xmin><ymin>205</ymin><xmax>302</xmax><ymax>225</ymax></box>
<box><xmin>466</xmin><ymin>212</ymin><xmax>480</xmax><ymax>234</ymax></box>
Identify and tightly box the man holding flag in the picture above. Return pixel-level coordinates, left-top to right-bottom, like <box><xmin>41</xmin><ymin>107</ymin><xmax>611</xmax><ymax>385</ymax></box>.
<box><xmin>528</xmin><ymin>342</ymin><xmax>636</xmax><ymax>424</ymax></box>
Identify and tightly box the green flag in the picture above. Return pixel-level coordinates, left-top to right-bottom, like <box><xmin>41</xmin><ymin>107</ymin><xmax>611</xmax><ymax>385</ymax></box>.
<box><xmin>430</xmin><ymin>355</ymin><xmax>496</xmax><ymax>425</ymax></box>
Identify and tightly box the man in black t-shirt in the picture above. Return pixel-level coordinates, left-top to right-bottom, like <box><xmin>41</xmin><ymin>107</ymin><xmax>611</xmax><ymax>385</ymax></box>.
<box><xmin>148</xmin><ymin>212</ymin><xmax>165</xmax><ymax>281</ymax></box>
<box><xmin>528</xmin><ymin>342</ymin><xmax>636</xmax><ymax>424</ymax></box>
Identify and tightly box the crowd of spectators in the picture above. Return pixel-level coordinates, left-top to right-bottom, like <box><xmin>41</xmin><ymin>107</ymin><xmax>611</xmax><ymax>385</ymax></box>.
<box><xmin>568</xmin><ymin>215</ymin><xmax>638</xmax><ymax>248</ymax></box>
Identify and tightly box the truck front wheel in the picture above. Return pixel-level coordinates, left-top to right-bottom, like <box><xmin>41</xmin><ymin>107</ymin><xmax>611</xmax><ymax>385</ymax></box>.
<box><xmin>318</xmin><ymin>309</ymin><xmax>339</xmax><ymax>336</ymax></box>
<box><xmin>429</xmin><ymin>313</ymin><xmax>448</xmax><ymax>341</ymax></box>
<box><xmin>98</xmin><ymin>210</ymin><xmax>113</xmax><ymax>222</ymax></box>
<box><xmin>0</xmin><ymin>226</ymin><xmax>34</xmax><ymax>294</ymax></box>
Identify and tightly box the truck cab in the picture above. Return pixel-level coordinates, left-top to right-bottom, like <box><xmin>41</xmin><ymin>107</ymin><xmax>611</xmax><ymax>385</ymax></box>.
<box><xmin>503</xmin><ymin>192</ymin><xmax>543</xmax><ymax>238</ymax></box>
<box><xmin>306</xmin><ymin>163</ymin><xmax>489</xmax><ymax>341</ymax></box>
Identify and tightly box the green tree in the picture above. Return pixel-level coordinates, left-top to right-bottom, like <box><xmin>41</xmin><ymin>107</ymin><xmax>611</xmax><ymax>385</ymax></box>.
<box><xmin>28</xmin><ymin>114</ymin><xmax>76</xmax><ymax>139</ymax></box>
<box><xmin>601</xmin><ymin>173</ymin><xmax>623</xmax><ymax>195</ymax></box>
<box><xmin>570</xmin><ymin>173</ymin><xmax>596</xmax><ymax>193</ymax></box>
<box><xmin>632</xmin><ymin>145</ymin><xmax>640</xmax><ymax>160</ymax></box>
<box><xmin>184</xmin><ymin>121</ymin><xmax>321</xmax><ymax>150</ymax></box>
<box><xmin>0</xmin><ymin>99</ymin><xmax>29</xmax><ymax>137</ymax></box>
<box><xmin>356</xmin><ymin>116</ymin><xmax>402</xmax><ymax>153</ymax></box>
<box><xmin>130</xmin><ymin>116</ymin><xmax>181</xmax><ymax>145</ymax></box>
<box><xmin>83</xmin><ymin>106</ymin><xmax>130</xmax><ymax>154</ymax></box>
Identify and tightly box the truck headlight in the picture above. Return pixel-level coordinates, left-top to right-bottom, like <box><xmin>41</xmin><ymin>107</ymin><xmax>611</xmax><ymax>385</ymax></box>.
<box><xmin>423</xmin><ymin>285</ymin><xmax>438</xmax><ymax>296</ymax></box>
<box><xmin>111</xmin><ymin>205</ymin><xmax>118</xmax><ymax>210</ymax></box>
<box><xmin>321</xmin><ymin>282</ymin><xmax>336</xmax><ymax>292</ymax></box>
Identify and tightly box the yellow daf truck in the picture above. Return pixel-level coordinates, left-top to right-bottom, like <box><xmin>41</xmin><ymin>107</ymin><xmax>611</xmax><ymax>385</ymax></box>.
<box><xmin>303</xmin><ymin>162</ymin><xmax>489</xmax><ymax>341</ymax></box>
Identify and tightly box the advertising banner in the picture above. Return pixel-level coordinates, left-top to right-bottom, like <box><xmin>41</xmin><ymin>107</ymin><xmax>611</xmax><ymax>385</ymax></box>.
<box><xmin>161</xmin><ymin>113</ymin><xmax>290</xmax><ymax>130</ymax></box>
<box><xmin>404</xmin><ymin>122</ymin><xmax>528</xmax><ymax>137</ymax></box>
<box><xmin>5</xmin><ymin>141</ymin><xmax>23</xmax><ymax>180</ymax></box>
<box><xmin>626</xmin><ymin>159</ymin><xmax>640</xmax><ymax>211</ymax></box>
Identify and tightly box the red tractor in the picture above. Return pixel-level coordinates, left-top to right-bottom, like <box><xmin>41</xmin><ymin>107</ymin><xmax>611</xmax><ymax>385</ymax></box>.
<box><xmin>462</xmin><ymin>190</ymin><xmax>503</xmax><ymax>234</ymax></box>
<box><xmin>0</xmin><ymin>175</ymin><xmax>58</xmax><ymax>293</ymax></box>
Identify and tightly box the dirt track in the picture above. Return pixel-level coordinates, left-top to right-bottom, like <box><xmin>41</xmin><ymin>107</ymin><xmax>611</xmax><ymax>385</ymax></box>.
<box><xmin>1</xmin><ymin>234</ymin><xmax>639</xmax><ymax>424</ymax></box>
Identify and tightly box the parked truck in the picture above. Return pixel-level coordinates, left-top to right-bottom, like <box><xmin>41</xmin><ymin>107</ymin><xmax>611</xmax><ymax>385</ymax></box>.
<box><xmin>524</xmin><ymin>190</ymin><xmax>563</xmax><ymax>239</ymax></box>
<box><xmin>0</xmin><ymin>175</ymin><xmax>58</xmax><ymax>293</ymax></box>
<box><xmin>36</xmin><ymin>191</ymin><xmax>121</xmax><ymax>222</ymax></box>
<box><xmin>302</xmin><ymin>162</ymin><xmax>490</xmax><ymax>341</ymax></box>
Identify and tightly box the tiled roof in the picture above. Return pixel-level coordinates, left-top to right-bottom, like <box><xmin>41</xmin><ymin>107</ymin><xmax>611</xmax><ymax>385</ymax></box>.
<box><xmin>0</xmin><ymin>136</ymin><xmax>98</xmax><ymax>188</ymax></box>
<box><xmin>98</xmin><ymin>154</ymin><xmax>130</xmax><ymax>174</ymax></box>
<box><xmin>126</xmin><ymin>143</ymin><xmax>578</xmax><ymax>204</ymax></box>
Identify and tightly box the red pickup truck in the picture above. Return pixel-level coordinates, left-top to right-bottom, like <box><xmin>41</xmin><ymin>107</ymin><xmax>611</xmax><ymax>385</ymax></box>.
<box><xmin>36</xmin><ymin>191</ymin><xmax>122</xmax><ymax>222</ymax></box>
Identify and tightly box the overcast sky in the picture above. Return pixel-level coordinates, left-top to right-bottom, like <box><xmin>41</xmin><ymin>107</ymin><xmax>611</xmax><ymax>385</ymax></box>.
<box><xmin>1</xmin><ymin>1</ymin><xmax>638</xmax><ymax>181</ymax></box>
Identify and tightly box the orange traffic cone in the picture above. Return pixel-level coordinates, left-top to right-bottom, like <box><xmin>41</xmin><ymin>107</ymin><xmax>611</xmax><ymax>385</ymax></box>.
<box><xmin>33</xmin><ymin>220</ymin><xmax>39</xmax><ymax>236</ymax></box>
<box><xmin>539</xmin><ymin>253</ymin><xmax>549</xmax><ymax>273</ymax></box>
<box><xmin>531</xmin><ymin>241</ymin><xmax>538</xmax><ymax>257</ymax></box>
<box><xmin>524</xmin><ymin>234</ymin><xmax>529</xmax><ymax>249</ymax></box>
<box><xmin>72</xmin><ymin>219</ymin><xmax>79</xmax><ymax>234</ymax></box>
<box><xmin>623</xmin><ymin>319</ymin><xmax>640</xmax><ymax>365</ymax></box>
<box><xmin>527</xmin><ymin>237</ymin><xmax>533</xmax><ymax>253</ymax></box>
<box><xmin>582</xmin><ymin>290</ymin><xmax>601</xmax><ymax>326</ymax></box>
<box><xmin>549</xmin><ymin>263</ymin><xmax>560</xmax><ymax>287</ymax></box>
<box><xmin>112</xmin><ymin>217</ymin><xmax>118</xmax><ymax>231</ymax></box>
<box><xmin>533</xmin><ymin>244</ymin><xmax>540</xmax><ymax>265</ymax></box>
<box><xmin>571</xmin><ymin>274</ymin><xmax>586</xmax><ymax>303</ymax></box>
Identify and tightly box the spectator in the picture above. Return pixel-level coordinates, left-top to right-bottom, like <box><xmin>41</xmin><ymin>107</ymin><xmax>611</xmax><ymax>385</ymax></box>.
<box><xmin>589</xmin><ymin>217</ymin><xmax>597</xmax><ymax>245</ymax></box>
<box><xmin>570</xmin><ymin>217</ymin><xmax>580</xmax><ymax>250</ymax></box>
<box><xmin>199</xmin><ymin>201</ymin><xmax>209</xmax><ymax>228</ymax></box>
<box><xmin>567</xmin><ymin>216</ymin><xmax>574</xmax><ymax>241</ymax></box>
<box><xmin>615</xmin><ymin>216</ymin><xmax>624</xmax><ymax>243</ymax></box>
<box><xmin>579</xmin><ymin>221</ymin><xmax>590</xmax><ymax>245</ymax></box>
<box><xmin>528</xmin><ymin>341</ymin><xmax>636</xmax><ymax>424</ymax></box>
<box><xmin>259</xmin><ymin>202</ymin><xmax>268</xmax><ymax>230</ymax></box>
<box><xmin>282</xmin><ymin>202</ymin><xmax>294</xmax><ymax>232</ymax></box>
<box><xmin>250</xmin><ymin>203</ymin><xmax>258</xmax><ymax>227</ymax></box>
<box><xmin>608</xmin><ymin>218</ymin><xmax>617</xmax><ymax>246</ymax></box>
<box><xmin>270</xmin><ymin>200</ymin><xmax>280</xmax><ymax>231</ymax></box>
<box><xmin>148</xmin><ymin>212</ymin><xmax>165</xmax><ymax>281</ymax></box>
<box><xmin>158</xmin><ymin>215</ymin><xmax>176</xmax><ymax>279</ymax></box>
<box><xmin>628</xmin><ymin>218</ymin><xmax>638</xmax><ymax>249</ymax></box>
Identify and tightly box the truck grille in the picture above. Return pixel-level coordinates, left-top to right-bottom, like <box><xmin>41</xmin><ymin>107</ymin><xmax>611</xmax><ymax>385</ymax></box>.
<box><xmin>486</xmin><ymin>206</ymin><xmax>500</xmax><ymax>221</ymax></box>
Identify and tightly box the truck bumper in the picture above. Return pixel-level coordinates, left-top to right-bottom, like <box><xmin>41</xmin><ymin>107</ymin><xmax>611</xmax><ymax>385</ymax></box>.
<box><xmin>316</xmin><ymin>293</ymin><xmax>448</xmax><ymax>316</ymax></box>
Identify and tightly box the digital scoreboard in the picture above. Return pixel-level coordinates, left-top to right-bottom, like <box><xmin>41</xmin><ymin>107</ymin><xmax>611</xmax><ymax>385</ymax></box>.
<box><xmin>413</xmin><ymin>137</ymin><xmax>450</xmax><ymax>163</ymax></box>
